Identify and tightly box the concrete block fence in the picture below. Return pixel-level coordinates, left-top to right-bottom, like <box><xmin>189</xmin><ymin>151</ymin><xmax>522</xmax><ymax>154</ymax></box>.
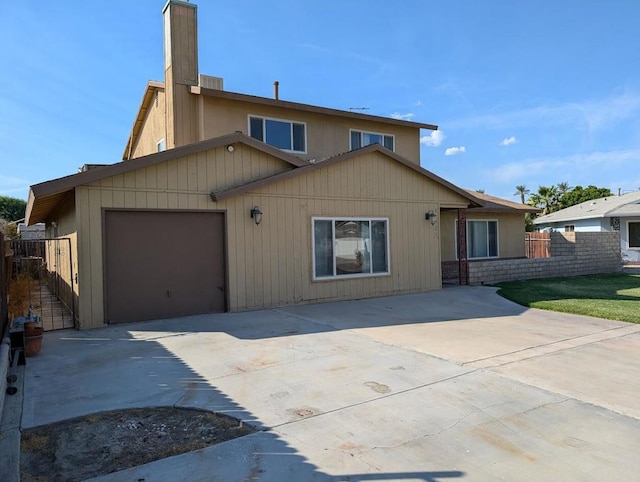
<box><xmin>443</xmin><ymin>232</ymin><xmax>622</xmax><ymax>286</ymax></box>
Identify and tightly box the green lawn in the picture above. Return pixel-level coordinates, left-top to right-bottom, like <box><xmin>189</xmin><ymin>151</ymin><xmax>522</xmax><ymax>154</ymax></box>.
<box><xmin>495</xmin><ymin>273</ymin><xmax>640</xmax><ymax>323</ymax></box>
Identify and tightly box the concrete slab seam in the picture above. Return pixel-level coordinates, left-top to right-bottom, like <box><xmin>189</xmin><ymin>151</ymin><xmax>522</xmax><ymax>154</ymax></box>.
<box><xmin>461</xmin><ymin>324</ymin><xmax>640</xmax><ymax>367</ymax></box>
<box><xmin>269</xmin><ymin>368</ymin><xmax>479</xmax><ymax>431</ymax></box>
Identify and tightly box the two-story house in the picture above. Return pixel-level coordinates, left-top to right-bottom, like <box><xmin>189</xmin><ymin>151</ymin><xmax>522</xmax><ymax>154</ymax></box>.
<box><xmin>26</xmin><ymin>1</ymin><xmax>485</xmax><ymax>329</ymax></box>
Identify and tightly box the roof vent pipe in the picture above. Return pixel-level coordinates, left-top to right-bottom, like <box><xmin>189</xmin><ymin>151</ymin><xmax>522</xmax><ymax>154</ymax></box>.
<box><xmin>274</xmin><ymin>81</ymin><xmax>279</xmax><ymax>100</ymax></box>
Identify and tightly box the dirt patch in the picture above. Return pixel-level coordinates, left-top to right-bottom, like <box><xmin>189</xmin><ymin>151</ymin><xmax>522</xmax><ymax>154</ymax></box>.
<box><xmin>21</xmin><ymin>406</ymin><xmax>255</xmax><ymax>481</ymax></box>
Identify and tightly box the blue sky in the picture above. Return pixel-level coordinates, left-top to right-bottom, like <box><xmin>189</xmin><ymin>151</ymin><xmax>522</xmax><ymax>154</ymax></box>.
<box><xmin>2</xmin><ymin>0</ymin><xmax>639</xmax><ymax>201</ymax></box>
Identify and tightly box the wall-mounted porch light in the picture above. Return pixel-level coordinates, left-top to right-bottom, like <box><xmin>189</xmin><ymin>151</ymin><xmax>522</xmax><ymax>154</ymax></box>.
<box><xmin>250</xmin><ymin>206</ymin><xmax>263</xmax><ymax>225</ymax></box>
<box><xmin>425</xmin><ymin>210</ymin><xmax>438</xmax><ymax>225</ymax></box>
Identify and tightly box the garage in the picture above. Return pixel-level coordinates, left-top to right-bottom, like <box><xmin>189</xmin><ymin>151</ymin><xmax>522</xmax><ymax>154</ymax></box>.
<box><xmin>104</xmin><ymin>210</ymin><xmax>226</xmax><ymax>323</ymax></box>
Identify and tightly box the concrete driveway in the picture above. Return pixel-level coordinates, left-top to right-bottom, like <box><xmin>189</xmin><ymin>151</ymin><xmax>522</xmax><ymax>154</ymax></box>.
<box><xmin>20</xmin><ymin>286</ymin><xmax>640</xmax><ymax>481</ymax></box>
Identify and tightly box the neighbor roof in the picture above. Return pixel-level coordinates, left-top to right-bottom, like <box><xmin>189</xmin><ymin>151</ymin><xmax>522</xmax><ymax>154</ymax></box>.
<box><xmin>465</xmin><ymin>190</ymin><xmax>540</xmax><ymax>213</ymax></box>
<box><xmin>534</xmin><ymin>191</ymin><xmax>640</xmax><ymax>224</ymax></box>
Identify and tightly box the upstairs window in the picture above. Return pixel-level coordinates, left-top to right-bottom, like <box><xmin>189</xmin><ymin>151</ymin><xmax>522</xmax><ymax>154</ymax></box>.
<box><xmin>157</xmin><ymin>139</ymin><xmax>166</xmax><ymax>152</ymax></box>
<box><xmin>350</xmin><ymin>130</ymin><xmax>394</xmax><ymax>151</ymax></box>
<box><xmin>249</xmin><ymin>116</ymin><xmax>306</xmax><ymax>153</ymax></box>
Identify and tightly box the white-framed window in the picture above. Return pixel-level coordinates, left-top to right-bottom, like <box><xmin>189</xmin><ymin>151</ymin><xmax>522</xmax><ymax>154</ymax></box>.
<box><xmin>350</xmin><ymin>129</ymin><xmax>394</xmax><ymax>151</ymax></box>
<box><xmin>249</xmin><ymin>115</ymin><xmax>306</xmax><ymax>153</ymax></box>
<box><xmin>313</xmin><ymin>217</ymin><xmax>390</xmax><ymax>280</ymax></box>
<box><xmin>564</xmin><ymin>225</ymin><xmax>575</xmax><ymax>232</ymax></box>
<box><xmin>456</xmin><ymin>219</ymin><xmax>499</xmax><ymax>259</ymax></box>
<box><xmin>629</xmin><ymin>221</ymin><xmax>640</xmax><ymax>249</ymax></box>
<box><xmin>157</xmin><ymin>138</ymin><xmax>166</xmax><ymax>152</ymax></box>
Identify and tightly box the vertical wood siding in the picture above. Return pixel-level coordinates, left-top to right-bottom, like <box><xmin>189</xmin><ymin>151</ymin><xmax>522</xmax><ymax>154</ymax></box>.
<box><xmin>130</xmin><ymin>90</ymin><xmax>166</xmax><ymax>159</ymax></box>
<box><xmin>76</xmin><ymin>146</ymin><xmax>469</xmax><ymax>328</ymax></box>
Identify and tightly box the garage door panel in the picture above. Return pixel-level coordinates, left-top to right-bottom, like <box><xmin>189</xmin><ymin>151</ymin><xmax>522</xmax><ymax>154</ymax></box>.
<box><xmin>105</xmin><ymin>211</ymin><xmax>226</xmax><ymax>323</ymax></box>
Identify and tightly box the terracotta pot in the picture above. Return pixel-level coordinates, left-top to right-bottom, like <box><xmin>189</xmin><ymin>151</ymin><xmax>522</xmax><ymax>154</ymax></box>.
<box><xmin>24</xmin><ymin>321</ymin><xmax>37</xmax><ymax>332</ymax></box>
<box><xmin>25</xmin><ymin>331</ymin><xmax>43</xmax><ymax>357</ymax></box>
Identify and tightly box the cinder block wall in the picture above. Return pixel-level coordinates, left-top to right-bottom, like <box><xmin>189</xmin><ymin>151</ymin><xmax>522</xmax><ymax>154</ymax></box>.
<box><xmin>464</xmin><ymin>232</ymin><xmax>622</xmax><ymax>285</ymax></box>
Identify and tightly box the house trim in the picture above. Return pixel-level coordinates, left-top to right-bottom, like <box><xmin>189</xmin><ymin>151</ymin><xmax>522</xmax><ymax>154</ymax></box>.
<box><xmin>26</xmin><ymin>132</ymin><xmax>308</xmax><ymax>225</ymax></box>
<box><xmin>191</xmin><ymin>85</ymin><xmax>438</xmax><ymax>131</ymax></box>
<box><xmin>211</xmin><ymin>143</ymin><xmax>484</xmax><ymax>207</ymax></box>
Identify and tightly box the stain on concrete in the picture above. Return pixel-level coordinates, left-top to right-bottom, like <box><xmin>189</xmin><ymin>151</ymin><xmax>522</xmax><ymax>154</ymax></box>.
<box><xmin>365</xmin><ymin>381</ymin><xmax>390</xmax><ymax>394</ymax></box>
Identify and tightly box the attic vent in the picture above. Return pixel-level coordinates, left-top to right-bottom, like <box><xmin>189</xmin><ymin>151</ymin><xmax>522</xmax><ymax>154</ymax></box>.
<box><xmin>199</xmin><ymin>74</ymin><xmax>224</xmax><ymax>90</ymax></box>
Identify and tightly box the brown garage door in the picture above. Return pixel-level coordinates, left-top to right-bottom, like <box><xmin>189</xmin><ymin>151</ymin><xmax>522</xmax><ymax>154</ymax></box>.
<box><xmin>104</xmin><ymin>210</ymin><xmax>226</xmax><ymax>323</ymax></box>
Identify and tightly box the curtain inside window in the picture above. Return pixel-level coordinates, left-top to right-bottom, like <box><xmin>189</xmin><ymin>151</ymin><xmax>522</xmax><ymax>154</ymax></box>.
<box><xmin>468</xmin><ymin>221</ymin><xmax>488</xmax><ymax>258</ymax></box>
<box><xmin>314</xmin><ymin>220</ymin><xmax>333</xmax><ymax>277</ymax></box>
<box><xmin>371</xmin><ymin>221</ymin><xmax>388</xmax><ymax>272</ymax></box>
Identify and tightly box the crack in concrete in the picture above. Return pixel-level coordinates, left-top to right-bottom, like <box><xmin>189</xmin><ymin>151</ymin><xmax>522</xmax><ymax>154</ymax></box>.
<box><xmin>461</xmin><ymin>325</ymin><xmax>640</xmax><ymax>368</ymax></box>
<box><xmin>270</xmin><ymin>368</ymin><xmax>479</xmax><ymax>430</ymax></box>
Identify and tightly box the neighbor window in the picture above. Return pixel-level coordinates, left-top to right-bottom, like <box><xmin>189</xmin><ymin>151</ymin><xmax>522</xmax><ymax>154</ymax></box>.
<box><xmin>157</xmin><ymin>138</ymin><xmax>166</xmax><ymax>152</ymax></box>
<box><xmin>350</xmin><ymin>130</ymin><xmax>394</xmax><ymax>151</ymax></box>
<box><xmin>456</xmin><ymin>220</ymin><xmax>498</xmax><ymax>259</ymax></box>
<box><xmin>629</xmin><ymin>221</ymin><xmax>640</xmax><ymax>248</ymax></box>
<box><xmin>564</xmin><ymin>225</ymin><xmax>575</xmax><ymax>232</ymax></box>
<box><xmin>249</xmin><ymin>116</ymin><xmax>306</xmax><ymax>152</ymax></box>
<box><xmin>313</xmin><ymin>218</ymin><xmax>389</xmax><ymax>279</ymax></box>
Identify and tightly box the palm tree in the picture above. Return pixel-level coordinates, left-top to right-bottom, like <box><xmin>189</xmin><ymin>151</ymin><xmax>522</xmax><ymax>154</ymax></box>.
<box><xmin>557</xmin><ymin>182</ymin><xmax>571</xmax><ymax>196</ymax></box>
<box><xmin>537</xmin><ymin>185</ymin><xmax>559</xmax><ymax>214</ymax></box>
<box><xmin>514</xmin><ymin>185</ymin><xmax>530</xmax><ymax>204</ymax></box>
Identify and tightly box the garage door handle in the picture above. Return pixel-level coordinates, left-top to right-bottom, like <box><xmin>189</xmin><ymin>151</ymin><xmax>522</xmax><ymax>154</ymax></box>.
<box><xmin>217</xmin><ymin>286</ymin><xmax>225</xmax><ymax>292</ymax></box>
<box><xmin>167</xmin><ymin>289</ymin><xmax>171</xmax><ymax>298</ymax></box>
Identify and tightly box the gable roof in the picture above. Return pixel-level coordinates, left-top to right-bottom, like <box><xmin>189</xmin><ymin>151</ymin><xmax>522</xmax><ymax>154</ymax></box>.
<box><xmin>192</xmin><ymin>85</ymin><xmax>438</xmax><ymax>131</ymax></box>
<box><xmin>122</xmin><ymin>82</ymin><xmax>439</xmax><ymax>162</ymax></box>
<box><xmin>466</xmin><ymin>190</ymin><xmax>540</xmax><ymax>213</ymax></box>
<box><xmin>211</xmin><ymin>143</ymin><xmax>483</xmax><ymax>208</ymax></box>
<box><xmin>533</xmin><ymin>191</ymin><xmax>640</xmax><ymax>224</ymax></box>
<box><xmin>123</xmin><ymin>81</ymin><xmax>165</xmax><ymax>160</ymax></box>
<box><xmin>26</xmin><ymin>132</ymin><xmax>307</xmax><ymax>225</ymax></box>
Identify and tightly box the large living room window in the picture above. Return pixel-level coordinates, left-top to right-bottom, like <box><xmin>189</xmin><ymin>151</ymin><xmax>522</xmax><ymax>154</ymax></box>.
<box><xmin>249</xmin><ymin>115</ymin><xmax>306</xmax><ymax>153</ymax></box>
<box><xmin>456</xmin><ymin>220</ymin><xmax>499</xmax><ymax>259</ymax></box>
<box><xmin>350</xmin><ymin>130</ymin><xmax>394</xmax><ymax>151</ymax></box>
<box><xmin>629</xmin><ymin>221</ymin><xmax>640</xmax><ymax>248</ymax></box>
<box><xmin>313</xmin><ymin>218</ymin><xmax>389</xmax><ymax>279</ymax></box>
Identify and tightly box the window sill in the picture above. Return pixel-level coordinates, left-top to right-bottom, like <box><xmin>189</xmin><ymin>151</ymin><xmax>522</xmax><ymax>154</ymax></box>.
<box><xmin>312</xmin><ymin>272</ymin><xmax>391</xmax><ymax>282</ymax></box>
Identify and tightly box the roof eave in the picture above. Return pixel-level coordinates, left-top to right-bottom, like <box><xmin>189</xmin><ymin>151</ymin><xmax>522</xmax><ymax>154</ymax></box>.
<box><xmin>191</xmin><ymin>86</ymin><xmax>438</xmax><ymax>131</ymax></box>
<box><xmin>212</xmin><ymin>144</ymin><xmax>482</xmax><ymax>208</ymax></box>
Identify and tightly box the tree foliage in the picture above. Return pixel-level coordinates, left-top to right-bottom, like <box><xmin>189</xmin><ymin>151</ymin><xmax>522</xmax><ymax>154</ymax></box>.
<box><xmin>525</xmin><ymin>183</ymin><xmax>612</xmax><ymax>216</ymax></box>
<box><xmin>0</xmin><ymin>195</ymin><xmax>27</xmax><ymax>222</ymax></box>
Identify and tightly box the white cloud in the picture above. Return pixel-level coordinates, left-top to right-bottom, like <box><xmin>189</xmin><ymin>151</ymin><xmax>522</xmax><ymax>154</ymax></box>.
<box><xmin>489</xmin><ymin>148</ymin><xmax>640</xmax><ymax>184</ymax></box>
<box><xmin>420</xmin><ymin>130</ymin><xmax>445</xmax><ymax>147</ymax></box>
<box><xmin>445</xmin><ymin>146</ymin><xmax>466</xmax><ymax>156</ymax></box>
<box><xmin>447</xmin><ymin>91</ymin><xmax>640</xmax><ymax>133</ymax></box>
<box><xmin>500</xmin><ymin>136</ymin><xmax>518</xmax><ymax>146</ymax></box>
<box><xmin>390</xmin><ymin>112</ymin><xmax>415</xmax><ymax>121</ymax></box>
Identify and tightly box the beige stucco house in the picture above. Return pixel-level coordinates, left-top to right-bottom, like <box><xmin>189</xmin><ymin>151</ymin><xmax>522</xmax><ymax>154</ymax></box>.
<box><xmin>25</xmin><ymin>1</ymin><xmax>539</xmax><ymax>329</ymax></box>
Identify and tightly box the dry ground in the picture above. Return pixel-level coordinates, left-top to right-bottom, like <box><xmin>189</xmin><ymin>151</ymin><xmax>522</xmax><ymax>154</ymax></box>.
<box><xmin>21</xmin><ymin>407</ymin><xmax>255</xmax><ymax>481</ymax></box>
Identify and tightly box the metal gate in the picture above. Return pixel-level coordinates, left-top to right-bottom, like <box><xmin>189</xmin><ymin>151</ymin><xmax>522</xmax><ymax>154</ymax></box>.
<box><xmin>9</xmin><ymin>238</ymin><xmax>76</xmax><ymax>331</ymax></box>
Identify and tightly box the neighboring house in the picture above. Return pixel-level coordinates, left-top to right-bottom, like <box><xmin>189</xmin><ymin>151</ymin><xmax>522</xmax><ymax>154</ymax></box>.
<box><xmin>440</xmin><ymin>191</ymin><xmax>540</xmax><ymax>283</ymax></box>
<box><xmin>25</xmin><ymin>1</ymin><xmax>484</xmax><ymax>329</ymax></box>
<box><xmin>534</xmin><ymin>191</ymin><xmax>640</xmax><ymax>263</ymax></box>
<box><xmin>17</xmin><ymin>221</ymin><xmax>45</xmax><ymax>240</ymax></box>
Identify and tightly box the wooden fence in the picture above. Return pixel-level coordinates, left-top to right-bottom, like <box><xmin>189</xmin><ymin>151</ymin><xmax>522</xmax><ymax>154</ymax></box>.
<box><xmin>525</xmin><ymin>232</ymin><xmax>551</xmax><ymax>258</ymax></box>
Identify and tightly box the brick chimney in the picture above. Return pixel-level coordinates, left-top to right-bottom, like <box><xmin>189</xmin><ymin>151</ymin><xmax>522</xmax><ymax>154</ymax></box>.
<box><xmin>162</xmin><ymin>1</ymin><xmax>199</xmax><ymax>149</ymax></box>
